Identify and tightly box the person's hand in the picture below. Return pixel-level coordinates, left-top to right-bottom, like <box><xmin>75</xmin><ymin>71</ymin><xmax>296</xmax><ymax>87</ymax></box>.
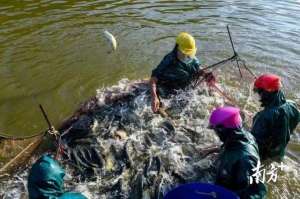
<box><xmin>151</xmin><ymin>96</ymin><xmax>160</xmax><ymax>113</ymax></box>
<box><xmin>204</xmin><ymin>72</ymin><xmax>216</xmax><ymax>86</ymax></box>
<box><xmin>197</xmin><ymin>69</ymin><xmax>205</xmax><ymax>76</ymax></box>
<box><xmin>204</xmin><ymin>72</ymin><xmax>215</xmax><ymax>81</ymax></box>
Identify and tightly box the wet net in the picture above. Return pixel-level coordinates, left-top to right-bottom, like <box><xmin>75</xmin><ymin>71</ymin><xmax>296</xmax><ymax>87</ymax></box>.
<box><xmin>1</xmin><ymin>78</ymin><xmax>299</xmax><ymax>199</ymax></box>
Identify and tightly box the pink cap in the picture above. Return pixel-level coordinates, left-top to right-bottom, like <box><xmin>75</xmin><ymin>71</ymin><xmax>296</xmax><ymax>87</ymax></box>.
<box><xmin>209</xmin><ymin>106</ymin><xmax>242</xmax><ymax>129</ymax></box>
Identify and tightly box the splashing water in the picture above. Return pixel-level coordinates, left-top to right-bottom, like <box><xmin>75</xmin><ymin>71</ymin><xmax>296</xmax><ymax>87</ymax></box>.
<box><xmin>0</xmin><ymin>78</ymin><xmax>299</xmax><ymax>199</ymax></box>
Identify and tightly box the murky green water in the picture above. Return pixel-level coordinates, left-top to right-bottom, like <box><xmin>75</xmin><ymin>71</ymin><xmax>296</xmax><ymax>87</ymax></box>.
<box><xmin>0</xmin><ymin>1</ymin><xmax>300</xmax><ymax>198</ymax></box>
<box><xmin>1</xmin><ymin>0</ymin><xmax>299</xmax><ymax>137</ymax></box>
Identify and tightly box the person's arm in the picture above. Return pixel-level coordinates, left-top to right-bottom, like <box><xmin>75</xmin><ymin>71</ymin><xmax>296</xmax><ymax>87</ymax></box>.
<box><xmin>251</xmin><ymin>113</ymin><xmax>270</xmax><ymax>157</ymax></box>
<box><xmin>269</xmin><ymin>109</ymin><xmax>290</xmax><ymax>160</ymax></box>
<box><xmin>150</xmin><ymin>76</ymin><xmax>160</xmax><ymax>113</ymax></box>
<box><xmin>150</xmin><ymin>53</ymin><xmax>172</xmax><ymax>113</ymax></box>
<box><xmin>289</xmin><ymin>101</ymin><xmax>300</xmax><ymax>129</ymax></box>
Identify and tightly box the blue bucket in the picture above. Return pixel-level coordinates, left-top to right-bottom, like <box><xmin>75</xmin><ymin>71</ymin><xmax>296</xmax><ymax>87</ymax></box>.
<box><xmin>164</xmin><ymin>183</ymin><xmax>239</xmax><ymax>199</ymax></box>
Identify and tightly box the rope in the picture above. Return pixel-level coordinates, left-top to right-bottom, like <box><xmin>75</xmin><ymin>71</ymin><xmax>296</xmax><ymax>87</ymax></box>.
<box><xmin>0</xmin><ymin>123</ymin><xmax>59</xmax><ymax>140</ymax></box>
<box><xmin>0</xmin><ymin>131</ymin><xmax>46</xmax><ymax>140</ymax></box>
<box><xmin>210</xmin><ymin>84</ymin><xmax>239</xmax><ymax>106</ymax></box>
<box><xmin>208</xmin><ymin>82</ymin><xmax>255</xmax><ymax>119</ymax></box>
<box><xmin>0</xmin><ymin>136</ymin><xmax>44</xmax><ymax>174</ymax></box>
<box><xmin>0</xmin><ymin>104</ymin><xmax>57</xmax><ymax>141</ymax></box>
<box><xmin>54</xmin><ymin>128</ymin><xmax>71</xmax><ymax>160</ymax></box>
<box><xmin>0</xmin><ymin>127</ymin><xmax>60</xmax><ymax>175</ymax></box>
<box><xmin>194</xmin><ymin>25</ymin><xmax>257</xmax><ymax>88</ymax></box>
<box><xmin>193</xmin><ymin>55</ymin><xmax>237</xmax><ymax>88</ymax></box>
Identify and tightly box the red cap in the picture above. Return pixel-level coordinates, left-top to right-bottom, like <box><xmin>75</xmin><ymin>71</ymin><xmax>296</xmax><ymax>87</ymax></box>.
<box><xmin>254</xmin><ymin>74</ymin><xmax>282</xmax><ymax>92</ymax></box>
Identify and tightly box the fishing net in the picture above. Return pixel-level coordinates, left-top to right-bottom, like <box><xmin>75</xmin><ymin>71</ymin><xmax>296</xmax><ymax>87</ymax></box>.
<box><xmin>1</xmin><ymin>78</ymin><xmax>299</xmax><ymax>199</ymax></box>
<box><xmin>54</xmin><ymin>79</ymin><xmax>224</xmax><ymax>198</ymax></box>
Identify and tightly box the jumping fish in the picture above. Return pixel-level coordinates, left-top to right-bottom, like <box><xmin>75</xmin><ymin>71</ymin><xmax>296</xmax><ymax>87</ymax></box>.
<box><xmin>103</xmin><ymin>30</ymin><xmax>117</xmax><ymax>52</ymax></box>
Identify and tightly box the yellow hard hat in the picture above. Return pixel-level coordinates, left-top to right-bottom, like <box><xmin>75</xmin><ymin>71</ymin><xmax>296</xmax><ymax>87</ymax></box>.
<box><xmin>176</xmin><ymin>32</ymin><xmax>197</xmax><ymax>57</ymax></box>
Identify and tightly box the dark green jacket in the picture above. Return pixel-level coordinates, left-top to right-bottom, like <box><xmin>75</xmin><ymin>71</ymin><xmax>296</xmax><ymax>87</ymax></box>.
<box><xmin>216</xmin><ymin>129</ymin><xmax>267</xmax><ymax>199</ymax></box>
<box><xmin>251</xmin><ymin>91</ymin><xmax>300</xmax><ymax>161</ymax></box>
<box><xmin>151</xmin><ymin>50</ymin><xmax>200</xmax><ymax>96</ymax></box>
<box><xmin>28</xmin><ymin>155</ymin><xmax>87</xmax><ymax>199</ymax></box>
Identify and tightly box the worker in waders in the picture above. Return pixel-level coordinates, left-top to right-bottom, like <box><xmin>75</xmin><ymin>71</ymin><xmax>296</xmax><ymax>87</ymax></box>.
<box><xmin>207</xmin><ymin>106</ymin><xmax>267</xmax><ymax>199</ymax></box>
<box><xmin>150</xmin><ymin>32</ymin><xmax>213</xmax><ymax>113</ymax></box>
<box><xmin>251</xmin><ymin>74</ymin><xmax>300</xmax><ymax>161</ymax></box>
<box><xmin>28</xmin><ymin>154</ymin><xmax>87</xmax><ymax>199</ymax></box>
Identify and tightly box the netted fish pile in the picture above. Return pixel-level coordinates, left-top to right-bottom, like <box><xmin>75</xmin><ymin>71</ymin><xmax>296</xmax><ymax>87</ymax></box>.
<box><xmin>1</xmin><ymin>78</ymin><xmax>300</xmax><ymax>199</ymax></box>
<box><xmin>57</xmin><ymin>79</ymin><xmax>224</xmax><ymax>199</ymax></box>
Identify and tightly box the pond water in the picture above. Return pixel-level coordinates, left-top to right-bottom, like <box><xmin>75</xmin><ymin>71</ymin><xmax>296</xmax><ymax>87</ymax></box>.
<box><xmin>0</xmin><ymin>1</ymin><xmax>300</xmax><ymax>198</ymax></box>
